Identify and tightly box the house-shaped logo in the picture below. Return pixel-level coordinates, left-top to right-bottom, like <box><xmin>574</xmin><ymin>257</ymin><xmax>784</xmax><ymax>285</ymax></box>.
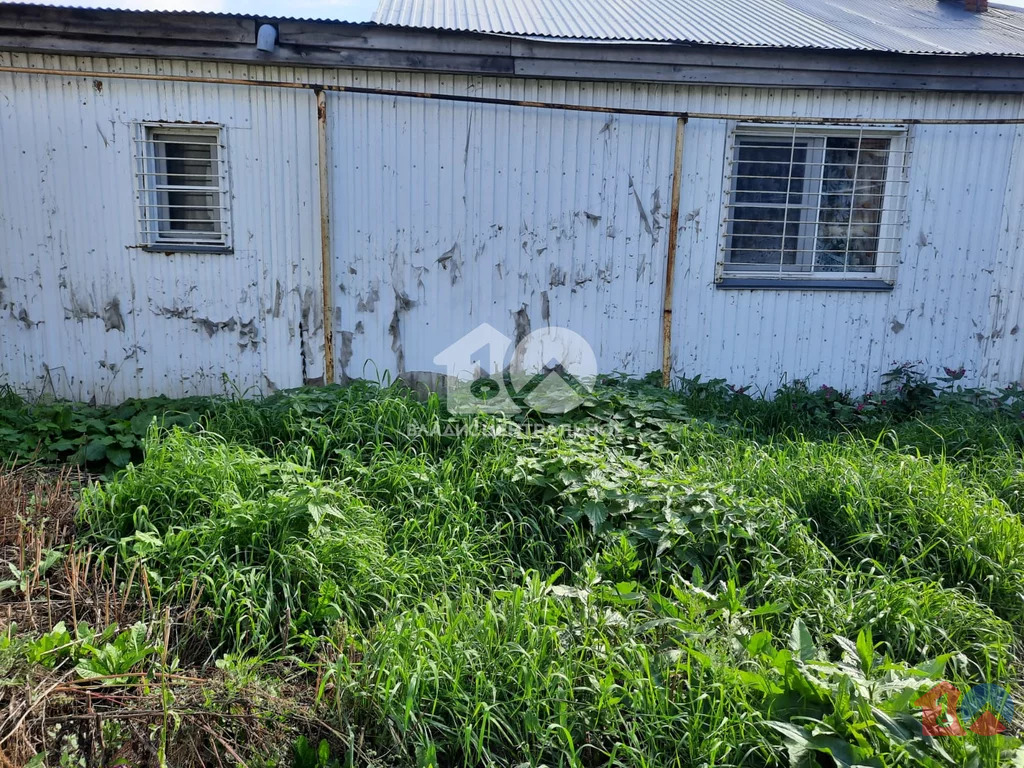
<box><xmin>433</xmin><ymin>323</ymin><xmax>520</xmax><ymax>414</ymax></box>
<box><xmin>433</xmin><ymin>323</ymin><xmax>598</xmax><ymax>415</ymax></box>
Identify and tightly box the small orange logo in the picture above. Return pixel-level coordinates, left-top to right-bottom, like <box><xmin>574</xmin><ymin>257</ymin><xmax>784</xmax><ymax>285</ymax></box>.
<box><xmin>915</xmin><ymin>682</ymin><xmax>1014</xmax><ymax>737</ymax></box>
<box><xmin>915</xmin><ymin>682</ymin><xmax>966</xmax><ymax>736</ymax></box>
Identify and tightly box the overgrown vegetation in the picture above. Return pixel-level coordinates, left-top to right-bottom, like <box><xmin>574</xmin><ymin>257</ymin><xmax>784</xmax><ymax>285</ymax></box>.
<box><xmin>3</xmin><ymin>367</ymin><xmax>1024</xmax><ymax>767</ymax></box>
<box><xmin>0</xmin><ymin>384</ymin><xmax>218</xmax><ymax>470</ymax></box>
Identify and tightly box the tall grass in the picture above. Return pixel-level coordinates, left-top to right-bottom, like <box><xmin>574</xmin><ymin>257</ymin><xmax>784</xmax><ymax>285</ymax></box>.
<box><xmin>326</xmin><ymin>573</ymin><xmax>775</xmax><ymax>768</ymax></box>
<box><xmin>70</xmin><ymin>378</ymin><xmax>1024</xmax><ymax>766</ymax></box>
<box><xmin>81</xmin><ymin>426</ymin><xmax>514</xmax><ymax>651</ymax></box>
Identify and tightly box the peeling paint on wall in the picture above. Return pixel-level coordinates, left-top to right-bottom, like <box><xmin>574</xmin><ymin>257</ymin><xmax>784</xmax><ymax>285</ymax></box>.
<box><xmin>389</xmin><ymin>289</ymin><xmax>415</xmax><ymax>373</ymax></box>
<box><xmin>356</xmin><ymin>284</ymin><xmax>380</xmax><ymax>313</ymax></box>
<box><xmin>193</xmin><ymin>316</ymin><xmax>236</xmax><ymax>337</ymax></box>
<box><xmin>103</xmin><ymin>297</ymin><xmax>125</xmax><ymax>333</ymax></box>
<box><xmin>512</xmin><ymin>304</ymin><xmax>531</xmax><ymax>347</ymax></box>
<box><xmin>0</xmin><ymin>64</ymin><xmax>321</xmax><ymax>402</ymax></box>
<box><xmin>629</xmin><ymin>175</ymin><xmax>654</xmax><ymax>238</ymax></box>
<box><xmin>339</xmin><ymin>329</ymin><xmax>354</xmax><ymax>380</ymax></box>
<box><xmin>238</xmin><ymin>319</ymin><xmax>258</xmax><ymax>349</ymax></box>
<box><xmin>437</xmin><ymin>242</ymin><xmax>462</xmax><ymax>286</ymax></box>
<box><xmin>14</xmin><ymin>307</ymin><xmax>33</xmax><ymax>329</ymax></box>
<box><xmin>6</xmin><ymin>54</ymin><xmax>1024</xmax><ymax>403</ymax></box>
<box><xmin>272</xmin><ymin>280</ymin><xmax>283</xmax><ymax>318</ymax></box>
<box><xmin>328</xmin><ymin>91</ymin><xmax>676</xmax><ymax>381</ymax></box>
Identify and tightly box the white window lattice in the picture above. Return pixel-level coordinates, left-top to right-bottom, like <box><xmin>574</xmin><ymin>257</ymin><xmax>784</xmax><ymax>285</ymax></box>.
<box><xmin>134</xmin><ymin>124</ymin><xmax>231</xmax><ymax>250</ymax></box>
<box><xmin>719</xmin><ymin>125</ymin><xmax>909</xmax><ymax>284</ymax></box>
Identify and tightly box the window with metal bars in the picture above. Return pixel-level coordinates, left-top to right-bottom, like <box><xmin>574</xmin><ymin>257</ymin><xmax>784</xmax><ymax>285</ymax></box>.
<box><xmin>134</xmin><ymin>124</ymin><xmax>230</xmax><ymax>251</ymax></box>
<box><xmin>719</xmin><ymin>125</ymin><xmax>908</xmax><ymax>286</ymax></box>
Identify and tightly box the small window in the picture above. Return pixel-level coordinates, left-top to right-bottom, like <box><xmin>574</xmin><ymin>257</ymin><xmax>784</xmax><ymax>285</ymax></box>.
<box><xmin>719</xmin><ymin>125</ymin><xmax>908</xmax><ymax>286</ymax></box>
<box><xmin>135</xmin><ymin>124</ymin><xmax>230</xmax><ymax>250</ymax></box>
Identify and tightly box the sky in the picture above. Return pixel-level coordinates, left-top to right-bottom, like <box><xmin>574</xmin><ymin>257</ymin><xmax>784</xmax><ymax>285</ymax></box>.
<box><xmin>4</xmin><ymin>0</ymin><xmax>1024</xmax><ymax>23</ymax></box>
<box><xmin>1</xmin><ymin>0</ymin><xmax>381</xmax><ymax>21</ymax></box>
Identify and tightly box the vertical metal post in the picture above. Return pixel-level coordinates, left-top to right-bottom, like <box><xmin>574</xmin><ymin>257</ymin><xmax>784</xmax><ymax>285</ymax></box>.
<box><xmin>316</xmin><ymin>88</ymin><xmax>335</xmax><ymax>385</ymax></box>
<box><xmin>662</xmin><ymin>117</ymin><xmax>685</xmax><ymax>388</ymax></box>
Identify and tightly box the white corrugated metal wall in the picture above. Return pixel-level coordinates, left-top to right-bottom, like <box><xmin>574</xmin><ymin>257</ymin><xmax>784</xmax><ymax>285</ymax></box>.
<box><xmin>671</xmin><ymin>119</ymin><xmax>1024</xmax><ymax>392</ymax></box>
<box><xmin>0</xmin><ymin>64</ymin><xmax>322</xmax><ymax>402</ymax></box>
<box><xmin>327</xmin><ymin>91</ymin><xmax>677</xmax><ymax>381</ymax></box>
<box><xmin>1</xmin><ymin>52</ymin><xmax>1023</xmax><ymax>399</ymax></box>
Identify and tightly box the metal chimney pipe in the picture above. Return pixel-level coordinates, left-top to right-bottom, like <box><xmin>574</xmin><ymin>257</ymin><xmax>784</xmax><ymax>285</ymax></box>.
<box><xmin>256</xmin><ymin>23</ymin><xmax>278</xmax><ymax>53</ymax></box>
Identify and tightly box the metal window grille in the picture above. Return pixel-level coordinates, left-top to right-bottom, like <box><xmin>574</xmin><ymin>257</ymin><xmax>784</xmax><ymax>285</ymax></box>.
<box><xmin>134</xmin><ymin>124</ymin><xmax>231</xmax><ymax>250</ymax></box>
<box><xmin>719</xmin><ymin>124</ymin><xmax>910</xmax><ymax>283</ymax></box>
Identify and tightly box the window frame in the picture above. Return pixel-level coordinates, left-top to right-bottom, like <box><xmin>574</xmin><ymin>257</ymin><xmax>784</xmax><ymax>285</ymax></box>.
<box><xmin>133</xmin><ymin>122</ymin><xmax>232</xmax><ymax>253</ymax></box>
<box><xmin>716</xmin><ymin>122</ymin><xmax>909</xmax><ymax>290</ymax></box>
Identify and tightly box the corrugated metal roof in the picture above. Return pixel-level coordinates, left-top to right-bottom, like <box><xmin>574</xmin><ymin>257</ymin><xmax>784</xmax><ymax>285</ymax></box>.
<box><xmin>372</xmin><ymin>0</ymin><xmax>1024</xmax><ymax>55</ymax></box>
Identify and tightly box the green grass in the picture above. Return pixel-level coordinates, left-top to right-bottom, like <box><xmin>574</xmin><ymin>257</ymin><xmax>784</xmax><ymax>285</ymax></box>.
<box><xmin>7</xmin><ymin>371</ymin><xmax>1024</xmax><ymax>766</ymax></box>
<box><xmin>82</xmin><ymin>426</ymin><xmax>514</xmax><ymax>651</ymax></box>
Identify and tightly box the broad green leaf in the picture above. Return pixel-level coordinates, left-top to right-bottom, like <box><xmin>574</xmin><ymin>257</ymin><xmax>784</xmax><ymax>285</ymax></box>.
<box><xmin>130</xmin><ymin>411</ymin><xmax>156</xmax><ymax>435</ymax></box>
<box><xmin>856</xmin><ymin>626</ymin><xmax>874</xmax><ymax>674</ymax></box>
<box><xmin>105</xmin><ymin>447</ymin><xmax>132</xmax><ymax>467</ymax></box>
<box><xmin>84</xmin><ymin>436</ymin><xmax>114</xmax><ymax>461</ymax></box>
<box><xmin>790</xmin><ymin>618</ymin><xmax>817</xmax><ymax>662</ymax></box>
<box><xmin>769</xmin><ymin>722</ymin><xmax>876</xmax><ymax>768</ymax></box>
<box><xmin>581</xmin><ymin>501</ymin><xmax>609</xmax><ymax>532</ymax></box>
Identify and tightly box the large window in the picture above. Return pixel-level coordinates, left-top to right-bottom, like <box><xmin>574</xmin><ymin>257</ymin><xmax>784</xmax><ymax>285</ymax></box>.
<box><xmin>135</xmin><ymin>124</ymin><xmax>230</xmax><ymax>250</ymax></box>
<box><xmin>719</xmin><ymin>126</ymin><xmax>907</xmax><ymax>285</ymax></box>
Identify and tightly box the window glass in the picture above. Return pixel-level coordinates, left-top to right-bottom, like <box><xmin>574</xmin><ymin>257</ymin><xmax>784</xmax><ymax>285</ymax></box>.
<box><xmin>723</xmin><ymin>129</ymin><xmax>901</xmax><ymax>282</ymax></box>
<box><xmin>136</xmin><ymin>125</ymin><xmax>229</xmax><ymax>249</ymax></box>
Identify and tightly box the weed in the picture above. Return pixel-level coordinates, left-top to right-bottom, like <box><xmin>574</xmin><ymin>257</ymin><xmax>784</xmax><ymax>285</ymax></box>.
<box><xmin>4</xmin><ymin>373</ymin><xmax>1024</xmax><ymax>767</ymax></box>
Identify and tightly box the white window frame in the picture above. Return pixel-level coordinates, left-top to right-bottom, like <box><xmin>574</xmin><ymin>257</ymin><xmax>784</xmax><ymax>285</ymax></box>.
<box><xmin>133</xmin><ymin>122</ymin><xmax>231</xmax><ymax>252</ymax></box>
<box><xmin>716</xmin><ymin>123</ymin><xmax>910</xmax><ymax>287</ymax></box>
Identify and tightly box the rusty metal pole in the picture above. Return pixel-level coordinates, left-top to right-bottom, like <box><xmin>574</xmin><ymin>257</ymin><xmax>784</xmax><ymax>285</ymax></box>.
<box><xmin>661</xmin><ymin>117</ymin><xmax>685</xmax><ymax>388</ymax></box>
<box><xmin>316</xmin><ymin>87</ymin><xmax>335</xmax><ymax>385</ymax></box>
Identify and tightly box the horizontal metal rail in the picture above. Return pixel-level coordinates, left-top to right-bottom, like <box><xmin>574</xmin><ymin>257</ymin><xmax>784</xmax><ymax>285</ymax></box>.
<box><xmin>2</xmin><ymin>64</ymin><xmax>1024</xmax><ymax>124</ymax></box>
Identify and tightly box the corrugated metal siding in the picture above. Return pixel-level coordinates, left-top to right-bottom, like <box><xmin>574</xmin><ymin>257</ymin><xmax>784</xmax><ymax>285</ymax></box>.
<box><xmin>0</xmin><ymin>63</ymin><xmax>323</xmax><ymax>402</ymax></box>
<box><xmin>327</xmin><ymin>91</ymin><xmax>677</xmax><ymax>380</ymax></box>
<box><xmin>984</xmin><ymin>121</ymin><xmax>1024</xmax><ymax>386</ymax></box>
<box><xmin>314</xmin><ymin>66</ymin><xmax>1024</xmax><ymax>392</ymax></box>
<box><xmin>2</xmin><ymin>53</ymin><xmax>1024</xmax><ymax>398</ymax></box>
<box><xmin>373</xmin><ymin>0</ymin><xmax>1024</xmax><ymax>55</ymax></box>
<box><xmin>670</xmin><ymin>117</ymin><xmax>1023</xmax><ymax>393</ymax></box>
